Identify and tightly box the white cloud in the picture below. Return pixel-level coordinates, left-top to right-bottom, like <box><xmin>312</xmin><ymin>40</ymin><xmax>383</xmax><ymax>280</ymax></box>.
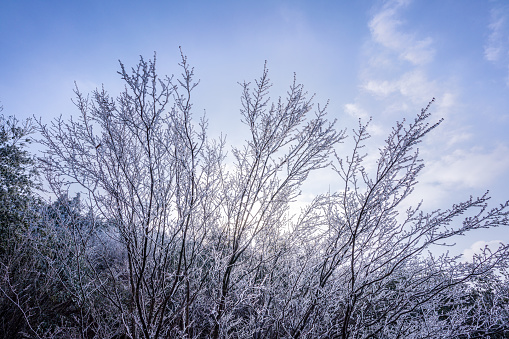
<box><xmin>362</xmin><ymin>70</ymin><xmax>438</xmax><ymax>104</ymax></box>
<box><xmin>344</xmin><ymin>103</ymin><xmax>384</xmax><ymax>136</ymax></box>
<box><xmin>422</xmin><ymin>145</ymin><xmax>509</xmax><ymax>189</ymax></box>
<box><xmin>397</xmin><ymin>71</ymin><xmax>436</xmax><ymax>103</ymax></box>
<box><xmin>461</xmin><ymin>240</ymin><xmax>504</xmax><ymax>262</ymax></box>
<box><xmin>443</xmin><ymin>131</ymin><xmax>473</xmax><ymax>148</ymax></box>
<box><xmin>344</xmin><ymin>103</ymin><xmax>369</xmax><ymax>120</ymax></box>
<box><xmin>368</xmin><ymin>0</ymin><xmax>435</xmax><ymax>65</ymax></box>
<box><xmin>363</xmin><ymin>79</ymin><xmax>398</xmax><ymax>97</ymax></box>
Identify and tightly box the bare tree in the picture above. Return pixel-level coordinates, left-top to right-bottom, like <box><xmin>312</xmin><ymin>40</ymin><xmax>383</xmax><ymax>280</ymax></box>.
<box><xmin>39</xmin><ymin>51</ymin><xmax>223</xmax><ymax>338</ymax></box>
<box><xmin>33</xmin><ymin>53</ymin><xmax>509</xmax><ymax>339</ymax></box>
<box><xmin>206</xmin><ymin>64</ymin><xmax>343</xmax><ymax>338</ymax></box>
<box><xmin>265</xmin><ymin>104</ymin><xmax>509</xmax><ymax>338</ymax></box>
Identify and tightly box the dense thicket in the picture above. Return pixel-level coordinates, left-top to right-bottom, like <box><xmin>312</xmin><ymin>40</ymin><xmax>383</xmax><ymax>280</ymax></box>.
<box><xmin>1</xmin><ymin>54</ymin><xmax>508</xmax><ymax>338</ymax></box>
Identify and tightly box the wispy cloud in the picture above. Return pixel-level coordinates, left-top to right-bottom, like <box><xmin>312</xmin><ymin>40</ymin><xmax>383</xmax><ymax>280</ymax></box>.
<box><xmin>344</xmin><ymin>0</ymin><xmax>509</xmax><ymax>228</ymax></box>
<box><xmin>355</xmin><ymin>0</ymin><xmax>449</xmax><ymax>121</ymax></box>
<box><xmin>354</xmin><ymin>0</ymin><xmax>509</xmax><ymax>221</ymax></box>
<box><xmin>345</xmin><ymin>0</ymin><xmax>456</xmax><ymax>158</ymax></box>
<box><xmin>422</xmin><ymin>145</ymin><xmax>509</xmax><ymax>189</ymax></box>
<box><xmin>368</xmin><ymin>0</ymin><xmax>435</xmax><ymax>65</ymax></box>
<box><xmin>362</xmin><ymin>70</ymin><xmax>437</xmax><ymax>104</ymax></box>
<box><xmin>484</xmin><ymin>4</ymin><xmax>509</xmax><ymax>86</ymax></box>
<box><xmin>484</xmin><ymin>7</ymin><xmax>507</xmax><ymax>62</ymax></box>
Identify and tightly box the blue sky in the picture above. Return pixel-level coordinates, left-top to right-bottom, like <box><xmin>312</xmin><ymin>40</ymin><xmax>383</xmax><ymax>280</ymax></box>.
<box><xmin>1</xmin><ymin>0</ymin><xmax>508</xmax><ymax>257</ymax></box>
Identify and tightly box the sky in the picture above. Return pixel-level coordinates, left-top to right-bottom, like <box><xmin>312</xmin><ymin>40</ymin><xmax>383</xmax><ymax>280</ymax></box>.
<box><xmin>1</xmin><ymin>0</ymin><xmax>508</xmax><ymax>258</ymax></box>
